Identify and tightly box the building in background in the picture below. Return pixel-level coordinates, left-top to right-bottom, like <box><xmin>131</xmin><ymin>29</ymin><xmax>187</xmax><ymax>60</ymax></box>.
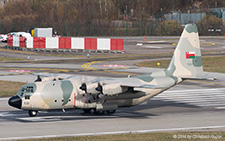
<box><xmin>164</xmin><ymin>12</ymin><xmax>206</xmax><ymax>25</ymax></box>
<box><xmin>165</xmin><ymin>8</ymin><xmax>225</xmax><ymax>26</ymax></box>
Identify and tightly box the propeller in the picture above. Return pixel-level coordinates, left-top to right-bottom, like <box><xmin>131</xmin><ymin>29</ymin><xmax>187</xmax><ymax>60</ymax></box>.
<box><xmin>95</xmin><ymin>82</ymin><xmax>103</xmax><ymax>94</ymax></box>
<box><xmin>79</xmin><ymin>75</ymin><xmax>87</xmax><ymax>92</ymax></box>
<box><xmin>79</xmin><ymin>83</ymin><xmax>87</xmax><ymax>93</ymax></box>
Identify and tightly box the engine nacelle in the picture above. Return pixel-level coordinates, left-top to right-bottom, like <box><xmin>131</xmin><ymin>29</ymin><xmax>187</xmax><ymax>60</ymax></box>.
<box><xmin>102</xmin><ymin>83</ymin><xmax>127</xmax><ymax>95</ymax></box>
<box><xmin>86</xmin><ymin>83</ymin><xmax>99</xmax><ymax>94</ymax></box>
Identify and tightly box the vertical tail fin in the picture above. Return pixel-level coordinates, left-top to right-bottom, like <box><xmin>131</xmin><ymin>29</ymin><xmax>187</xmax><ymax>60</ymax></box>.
<box><xmin>166</xmin><ymin>23</ymin><xmax>203</xmax><ymax>77</ymax></box>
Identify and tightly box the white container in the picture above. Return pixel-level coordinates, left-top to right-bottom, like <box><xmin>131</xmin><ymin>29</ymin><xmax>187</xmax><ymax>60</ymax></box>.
<box><xmin>34</xmin><ymin>28</ymin><xmax>53</xmax><ymax>37</ymax></box>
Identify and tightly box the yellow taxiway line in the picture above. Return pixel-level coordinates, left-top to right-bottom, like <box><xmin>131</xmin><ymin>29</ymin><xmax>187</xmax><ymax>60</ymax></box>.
<box><xmin>81</xmin><ymin>61</ymin><xmax>101</xmax><ymax>70</ymax></box>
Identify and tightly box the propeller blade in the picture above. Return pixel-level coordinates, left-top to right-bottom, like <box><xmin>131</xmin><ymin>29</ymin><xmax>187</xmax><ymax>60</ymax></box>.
<box><xmin>79</xmin><ymin>83</ymin><xmax>87</xmax><ymax>93</ymax></box>
<box><xmin>95</xmin><ymin>82</ymin><xmax>103</xmax><ymax>93</ymax></box>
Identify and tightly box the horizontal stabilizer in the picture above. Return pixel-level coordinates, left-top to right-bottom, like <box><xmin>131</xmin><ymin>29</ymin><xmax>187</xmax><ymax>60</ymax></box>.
<box><xmin>182</xmin><ymin>77</ymin><xmax>216</xmax><ymax>81</ymax></box>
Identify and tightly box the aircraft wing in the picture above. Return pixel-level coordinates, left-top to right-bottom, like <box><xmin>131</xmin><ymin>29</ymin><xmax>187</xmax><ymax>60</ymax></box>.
<box><xmin>92</xmin><ymin>77</ymin><xmax>164</xmax><ymax>89</ymax></box>
<box><xmin>33</xmin><ymin>73</ymin><xmax>163</xmax><ymax>92</ymax></box>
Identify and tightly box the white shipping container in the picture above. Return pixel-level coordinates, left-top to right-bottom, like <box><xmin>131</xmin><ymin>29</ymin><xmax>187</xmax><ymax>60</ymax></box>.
<box><xmin>223</xmin><ymin>11</ymin><xmax>225</xmax><ymax>25</ymax></box>
<box><xmin>34</xmin><ymin>28</ymin><xmax>53</xmax><ymax>37</ymax></box>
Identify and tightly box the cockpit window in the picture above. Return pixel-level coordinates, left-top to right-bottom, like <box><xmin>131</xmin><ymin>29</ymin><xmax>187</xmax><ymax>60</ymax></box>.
<box><xmin>17</xmin><ymin>83</ymin><xmax>36</xmax><ymax>98</ymax></box>
<box><xmin>20</xmin><ymin>87</ymin><xmax>25</xmax><ymax>97</ymax></box>
<box><xmin>25</xmin><ymin>95</ymin><xmax>30</xmax><ymax>99</ymax></box>
<box><xmin>26</xmin><ymin>86</ymin><xmax>34</xmax><ymax>93</ymax></box>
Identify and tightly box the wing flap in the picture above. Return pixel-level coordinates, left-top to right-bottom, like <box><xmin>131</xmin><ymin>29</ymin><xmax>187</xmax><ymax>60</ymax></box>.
<box><xmin>182</xmin><ymin>76</ymin><xmax>216</xmax><ymax>81</ymax></box>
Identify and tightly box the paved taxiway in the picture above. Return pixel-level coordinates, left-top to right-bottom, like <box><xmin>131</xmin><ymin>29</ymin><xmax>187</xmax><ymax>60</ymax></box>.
<box><xmin>0</xmin><ymin>37</ymin><xmax>225</xmax><ymax>140</ymax></box>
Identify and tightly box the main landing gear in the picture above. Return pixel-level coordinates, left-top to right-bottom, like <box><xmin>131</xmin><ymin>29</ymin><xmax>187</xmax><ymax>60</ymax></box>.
<box><xmin>83</xmin><ymin>109</ymin><xmax>116</xmax><ymax>115</ymax></box>
<box><xmin>27</xmin><ymin>109</ymin><xmax>116</xmax><ymax>117</ymax></box>
<box><xmin>28</xmin><ymin>110</ymin><xmax>38</xmax><ymax>117</ymax></box>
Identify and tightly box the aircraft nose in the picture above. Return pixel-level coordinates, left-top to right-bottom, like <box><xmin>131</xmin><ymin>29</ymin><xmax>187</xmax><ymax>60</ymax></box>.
<box><xmin>8</xmin><ymin>96</ymin><xmax>22</xmax><ymax>109</ymax></box>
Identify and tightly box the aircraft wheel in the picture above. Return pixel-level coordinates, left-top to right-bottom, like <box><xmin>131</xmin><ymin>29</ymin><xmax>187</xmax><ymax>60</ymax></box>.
<box><xmin>93</xmin><ymin>109</ymin><xmax>105</xmax><ymax>115</ymax></box>
<box><xmin>28</xmin><ymin>110</ymin><xmax>38</xmax><ymax>117</ymax></box>
<box><xmin>83</xmin><ymin>109</ymin><xmax>92</xmax><ymax>113</ymax></box>
<box><xmin>106</xmin><ymin>110</ymin><xmax>116</xmax><ymax>114</ymax></box>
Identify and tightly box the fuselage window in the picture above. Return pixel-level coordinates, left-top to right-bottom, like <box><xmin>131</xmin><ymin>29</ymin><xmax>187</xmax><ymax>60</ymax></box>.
<box><xmin>18</xmin><ymin>86</ymin><xmax>34</xmax><ymax>97</ymax></box>
<box><xmin>20</xmin><ymin>88</ymin><xmax>26</xmax><ymax>97</ymax></box>
<box><xmin>25</xmin><ymin>95</ymin><xmax>30</xmax><ymax>99</ymax></box>
<box><xmin>26</xmin><ymin>86</ymin><xmax>34</xmax><ymax>93</ymax></box>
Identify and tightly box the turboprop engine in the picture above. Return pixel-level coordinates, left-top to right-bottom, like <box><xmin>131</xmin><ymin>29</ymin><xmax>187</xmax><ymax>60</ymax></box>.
<box><xmin>86</xmin><ymin>83</ymin><xmax>99</xmax><ymax>94</ymax></box>
<box><xmin>80</xmin><ymin>82</ymin><xmax>128</xmax><ymax>96</ymax></box>
<box><xmin>96</xmin><ymin>83</ymin><xmax>128</xmax><ymax>96</ymax></box>
<box><xmin>80</xmin><ymin>83</ymin><xmax>99</xmax><ymax>94</ymax></box>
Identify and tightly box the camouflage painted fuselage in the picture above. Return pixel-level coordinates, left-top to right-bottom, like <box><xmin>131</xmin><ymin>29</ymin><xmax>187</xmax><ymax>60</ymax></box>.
<box><xmin>17</xmin><ymin>74</ymin><xmax>182</xmax><ymax>111</ymax></box>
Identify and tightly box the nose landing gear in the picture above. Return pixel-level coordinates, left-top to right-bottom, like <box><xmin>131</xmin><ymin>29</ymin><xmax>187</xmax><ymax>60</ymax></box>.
<box><xmin>28</xmin><ymin>110</ymin><xmax>38</xmax><ymax>117</ymax></box>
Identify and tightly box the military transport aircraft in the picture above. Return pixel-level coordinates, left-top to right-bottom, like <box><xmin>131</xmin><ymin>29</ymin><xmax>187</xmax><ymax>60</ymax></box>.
<box><xmin>8</xmin><ymin>24</ymin><xmax>215</xmax><ymax>117</ymax></box>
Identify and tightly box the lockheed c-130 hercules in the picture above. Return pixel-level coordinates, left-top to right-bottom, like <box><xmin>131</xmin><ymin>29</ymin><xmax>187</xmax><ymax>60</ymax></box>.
<box><xmin>8</xmin><ymin>24</ymin><xmax>215</xmax><ymax>117</ymax></box>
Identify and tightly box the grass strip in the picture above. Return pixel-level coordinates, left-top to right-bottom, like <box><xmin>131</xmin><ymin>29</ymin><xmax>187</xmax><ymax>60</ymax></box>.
<box><xmin>0</xmin><ymin>57</ymin><xmax>27</xmax><ymax>62</ymax></box>
<box><xmin>0</xmin><ymin>80</ymin><xmax>25</xmax><ymax>97</ymax></box>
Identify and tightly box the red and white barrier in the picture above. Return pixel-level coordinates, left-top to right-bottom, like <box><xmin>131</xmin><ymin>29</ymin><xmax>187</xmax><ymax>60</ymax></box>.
<box><xmin>7</xmin><ymin>35</ymin><xmax>13</xmax><ymax>46</ymax></box>
<box><xmin>7</xmin><ymin>35</ymin><xmax>26</xmax><ymax>48</ymax></box>
<box><xmin>26</xmin><ymin>37</ymin><xmax>123</xmax><ymax>51</ymax></box>
<box><xmin>71</xmin><ymin>38</ymin><xmax>84</xmax><ymax>49</ymax></box>
<box><xmin>8</xmin><ymin>36</ymin><xmax>124</xmax><ymax>51</ymax></box>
